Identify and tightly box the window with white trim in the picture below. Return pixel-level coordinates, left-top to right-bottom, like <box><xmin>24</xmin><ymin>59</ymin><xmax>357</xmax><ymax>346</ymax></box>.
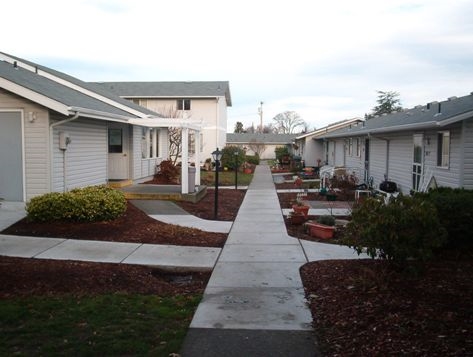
<box><xmin>177</xmin><ymin>99</ymin><xmax>191</xmax><ymax>111</ymax></box>
<box><xmin>437</xmin><ymin>131</ymin><xmax>450</xmax><ymax>167</ymax></box>
<box><xmin>348</xmin><ymin>138</ymin><xmax>353</xmax><ymax>156</ymax></box>
<box><xmin>355</xmin><ymin>138</ymin><xmax>361</xmax><ymax>157</ymax></box>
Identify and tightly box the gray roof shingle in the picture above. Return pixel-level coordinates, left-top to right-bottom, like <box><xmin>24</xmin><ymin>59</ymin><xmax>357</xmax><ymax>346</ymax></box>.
<box><xmin>0</xmin><ymin>52</ymin><xmax>159</xmax><ymax>118</ymax></box>
<box><xmin>226</xmin><ymin>133</ymin><xmax>297</xmax><ymax>144</ymax></box>
<box><xmin>322</xmin><ymin>93</ymin><xmax>473</xmax><ymax>138</ymax></box>
<box><xmin>95</xmin><ymin>81</ymin><xmax>232</xmax><ymax>106</ymax></box>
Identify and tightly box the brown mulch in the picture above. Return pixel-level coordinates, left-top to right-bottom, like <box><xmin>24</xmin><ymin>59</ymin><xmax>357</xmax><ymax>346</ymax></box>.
<box><xmin>0</xmin><ymin>256</ymin><xmax>209</xmax><ymax>298</ymax></box>
<box><xmin>300</xmin><ymin>258</ymin><xmax>473</xmax><ymax>356</ymax></box>
<box><xmin>1</xmin><ymin>183</ymin><xmax>472</xmax><ymax>356</ymax></box>
<box><xmin>176</xmin><ymin>188</ymin><xmax>246</xmax><ymax>221</ymax></box>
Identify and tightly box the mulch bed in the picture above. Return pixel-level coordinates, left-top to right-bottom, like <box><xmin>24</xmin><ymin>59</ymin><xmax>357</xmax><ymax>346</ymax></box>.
<box><xmin>0</xmin><ymin>256</ymin><xmax>209</xmax><ymax>298</ymax></box>
<box><xmin>2</xmin><ymin>201</ymin><xmax>226</xmax><ymax>247</ymax></box>
<box><xmin>300</xmin><ymin>258</ymin><xmax>473</xmax><ymax>356</ymax></box>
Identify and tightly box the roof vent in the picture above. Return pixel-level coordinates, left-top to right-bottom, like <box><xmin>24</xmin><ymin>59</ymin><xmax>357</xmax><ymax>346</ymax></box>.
<box><xmin>448</xmin><ymin>96</ymin><xmax>457</xmax><ymax>101</ymax></box>
<box><xmin>415</xmin><ymin>105</ymin><xmax>422</xmax><ymax>109</ymax></box>
<box><xmin>13</xmin><ymin>61</ymin><xmax>17</xmax><ymax>69</ymax></box>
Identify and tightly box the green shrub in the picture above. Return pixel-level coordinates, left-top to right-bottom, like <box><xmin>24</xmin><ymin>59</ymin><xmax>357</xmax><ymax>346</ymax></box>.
<box><xmin>274</xmin><ymin>146</ymin><xmax>290</xmax><ymax>162</ymax></box>
<box><xmin>317</xmin><ymin>215</ymin><xmax>335</xmax><ymax>226</ymax></box>
<box><xmin>416</xmin><ymin>187</ymin><xmax>473</xmax><ymax>250</ymax></box>
<box><xmin>343</xmin><ymin>196</ymin><xmax>447</xmax><ymax>264</ymax></box>
<box><xmin>221</xmin><ymin>146</ymin><xmax>246</xmax><ymax>169</ymax></box>
<box><xmin>26</xmin><ymin>186</ymin><xmax>126</xmax><ymax>222</ymax></box>
<box><xmin>245</xmin><ymin>154</ymin><xmax>260</xmax><ymax>165</ymax></box>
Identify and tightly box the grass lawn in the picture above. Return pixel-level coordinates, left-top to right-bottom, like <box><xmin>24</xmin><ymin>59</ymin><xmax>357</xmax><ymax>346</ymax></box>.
<box><xmin>200</xmin><ymin>170</ymin><xmax>253</xmax><ymax>186</ymax></box>
<box><xmin>0</xmin><ymin>293</ymin><xmax>202</xmax><ymax>356</ymax></box>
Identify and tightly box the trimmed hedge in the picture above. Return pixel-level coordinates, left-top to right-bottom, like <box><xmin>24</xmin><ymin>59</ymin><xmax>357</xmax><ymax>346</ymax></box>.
<box><xmin>26</xmin><ymin>186</ymin><xmax>126</xmax><ymax>222</ymax></box>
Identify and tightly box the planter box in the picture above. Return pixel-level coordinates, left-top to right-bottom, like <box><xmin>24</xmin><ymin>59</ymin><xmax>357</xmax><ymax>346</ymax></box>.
<box><xmin>292</xmin><ymin>204</ymin><xmax>310</xmax><ymax>217</ymax></box>
<box><xmin>305</xmin><ymin>222</ymin><xmax>335</xmax><ymax>239</ymax></box>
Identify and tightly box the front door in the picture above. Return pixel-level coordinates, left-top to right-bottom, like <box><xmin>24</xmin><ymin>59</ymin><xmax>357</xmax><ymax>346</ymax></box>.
<box><xmin>108</xmin><ymin>125</ymin><xmax>129</xmax><ymax>180</ymax></box>
<box><xmin>412</xmin><ymin>134</ymin><xmax>423</xmax><ymax>192</ymax></box>
<box><xmin>0</xmin><ymin>111</ymin><xmax>23</xmax><ymax>201</ymax></box>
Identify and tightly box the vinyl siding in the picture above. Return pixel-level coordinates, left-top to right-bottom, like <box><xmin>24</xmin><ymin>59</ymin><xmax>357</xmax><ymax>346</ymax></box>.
<box><xmin>462</xmin><ymin>118</ymin><xmax>473</xmax><ymax>188</ymax></box>
<box><xmin>422</xmin><ymin>124</ymin><xmax>462</xmax><ymax>189</ymax></box>
<box><xmin>369</xmin><ymin>138</ymin><xmax>388</xmax><ymax>188</ymax></box>
<box><xmin>334</xmin><ymin>140</ymin><xmax>345</xmax><ymax>166</ymax></box>
<box><xmin>52</xmin><ymin>118</ymin><xmax>107</xmax><ymax>192</ymax></box>
<box><xmin>385</xmin><ymin>134</ymin><xmax>412</xmax><ymax>193</ymax></box>
<box><xmin>130</xmin><ymin>125</ymin><xmax>159</xmax><ymax>180</ymax></box>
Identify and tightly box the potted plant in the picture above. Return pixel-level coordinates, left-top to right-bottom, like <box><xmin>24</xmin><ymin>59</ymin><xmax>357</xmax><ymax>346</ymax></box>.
<box><xmin>288</xmin><ymin>210</ymin><xmax>306</xmax><ymax>225</ymax></box>
<box><xmin>305</xmin><ymin>215</ymin><xmax>336</xmax><ymax>239</ymax></box>
<box><xmin>292</xmin><ymin>198</ymin><xmax>310</xmax><ymax>217</ymax></box>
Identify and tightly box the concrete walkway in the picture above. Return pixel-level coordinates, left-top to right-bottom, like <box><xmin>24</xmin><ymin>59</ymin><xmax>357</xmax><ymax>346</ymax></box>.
<box><xmin>0</xmin><ymin>166</ymin><xmax>365</xmax><ymax>356</ymax></box>
<box><xmin>180</xmin><ymin>164</ymin><xmax>363</xmax><ymax>357</ymax></box>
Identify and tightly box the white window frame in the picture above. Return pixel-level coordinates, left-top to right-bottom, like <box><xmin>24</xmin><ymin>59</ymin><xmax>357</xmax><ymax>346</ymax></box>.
<box><xmin>177</xmin><ymin>98</ymin><xmax>191</xmax><ymax>111</ymax></box>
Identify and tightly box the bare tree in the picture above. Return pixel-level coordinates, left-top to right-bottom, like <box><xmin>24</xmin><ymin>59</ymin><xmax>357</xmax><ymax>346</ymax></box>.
<box><xmin>272</xmin><ymin>111</ymin><xmax>306</xmax><ymax>134</ymax></box>
<box><xmin>156</xmin><ymin>106</ymin><xmax>193</xmax><ymax>164</ymax></box>
<box><xmin>248</xmin><ymin>138</ymin><xmax>266</xmax><ymax>157</ymax></box>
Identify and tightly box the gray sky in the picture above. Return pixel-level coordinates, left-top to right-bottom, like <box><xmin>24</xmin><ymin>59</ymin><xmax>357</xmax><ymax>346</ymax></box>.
<box><xmin>3</xmin><ymin>0</ymin><xmax>473</xmax><ymax>132</ymax></box>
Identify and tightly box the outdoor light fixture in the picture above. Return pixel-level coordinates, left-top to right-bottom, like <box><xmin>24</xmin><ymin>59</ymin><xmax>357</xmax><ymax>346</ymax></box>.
<box><xmin>234</xmin><ymin>151</ymin><xmax>239</xmax><ymax>190</ymax></box>
<box><xmin>212</xmin><ymin>148</ymin><xmax>223</xmax><ymax>219</ymax></box>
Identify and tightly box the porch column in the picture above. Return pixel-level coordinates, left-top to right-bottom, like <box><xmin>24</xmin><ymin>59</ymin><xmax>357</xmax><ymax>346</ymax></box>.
<box><xmin>181</xmin><ymin>127</ymin><xmax>189</xmax><ymax>194</ymax></box>
<box><xmin>195</xmin><ymin>129</ymin><xmax>201</xmax><ymax>185</ymax></box>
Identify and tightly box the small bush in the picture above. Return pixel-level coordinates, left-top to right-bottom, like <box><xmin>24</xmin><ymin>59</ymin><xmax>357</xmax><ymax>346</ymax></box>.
<box><xmin>221</xmin><ymin>146</ymin><xmax>246</xmax><ymax>169</ymax></box>
<box><xmin>317</xmin><ymin>215</ymin><xmax>335</xmax><ymax>226</ymax></box>
<box><xmin>245</xmin><ymin>154</ymin><xmax>260</xmax><ymax>165</ymax></box>
<box><xmin>155</xmin><ymin>160</ymin><xmax>179</xmax><ymax>183</ymax></box>
<box><xmin>343</xmin><ymin>196</ymin><xmax>447</xmax><ymax>264</ymax></box>
<box><xmin>416</xmin><ymin>187</ymin><xmax>473</xmax><ymax>250</ymax></box>
<box><xmin>26</xmin><ymin>186</ymin><xmax>126</xmax><ymax>222</ymax></box>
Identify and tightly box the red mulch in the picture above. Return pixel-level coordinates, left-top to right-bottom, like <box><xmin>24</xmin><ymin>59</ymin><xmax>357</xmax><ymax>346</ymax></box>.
<box><xmin>0</xmin><ymin>256</ymin><xmax>209</xmax><ymax>298</ymax></box>
<box><xmin>300</xmin><ymin>258</ymin><xmax>473</xmax><ymax>356</ymax></box>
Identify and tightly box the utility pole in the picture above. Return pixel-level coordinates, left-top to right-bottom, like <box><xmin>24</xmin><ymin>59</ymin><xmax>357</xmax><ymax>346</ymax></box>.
<box><xmin>258</xmin><ymin>101</ymin><xmax>263</xmax><ymax>133</ymax></box>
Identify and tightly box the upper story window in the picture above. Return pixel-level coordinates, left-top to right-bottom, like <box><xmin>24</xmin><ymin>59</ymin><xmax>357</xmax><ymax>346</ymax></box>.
<box><xmin>177</xmin><ymin>99</ymin><xmax>191</xmax><ymax>111</ymax></box>
<box><xmin>437</xmin><ymin>131</ymin><xmax>450</xmax><ymax>168</ymax></box>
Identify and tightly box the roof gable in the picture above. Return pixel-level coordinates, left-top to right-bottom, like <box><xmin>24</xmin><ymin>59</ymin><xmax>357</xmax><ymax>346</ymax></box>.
<box><xmin>0</xmin><ymin>52</ymin><xmax>159</xmax><ymax>120</ymax></box>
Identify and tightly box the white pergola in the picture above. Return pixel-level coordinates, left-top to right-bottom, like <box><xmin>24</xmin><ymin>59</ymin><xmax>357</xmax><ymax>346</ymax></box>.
<box><xmin>128</xmin><ymin>117</ymin><xmax>203</xmax><ymax>194</ymax></box>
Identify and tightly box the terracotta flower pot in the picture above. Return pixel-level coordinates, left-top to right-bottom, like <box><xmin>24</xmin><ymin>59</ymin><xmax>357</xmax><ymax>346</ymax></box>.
<box><xmin>289</xmin><ymin>213</ymin><xmax>306</xmax><ymax>225</ymax></box>
<box><xmin>306</xmin><ymin>222</ymin><xmax>335</xmax><ymax>239</ymax></box>
<box><xmin>292</xmin><ymin>204</ymin><xmax>310</xmax><ymax>217</ymax></box>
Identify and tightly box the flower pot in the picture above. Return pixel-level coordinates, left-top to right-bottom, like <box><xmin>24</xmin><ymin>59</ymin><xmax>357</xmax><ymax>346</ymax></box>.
<box><xmin>289</xmin><ymin>213</ymin><xmax>306</xmax><ymax>225</ymax></box>
<box><xmin>244</xmin><ymin>168</ymin><xmax>252</xmax><ymax>174</ymax></box>
<box><xmin>306</xmin><ymin>222</ymin><xmax>335</xmax><ymax>239</ymax></box>
<box><xmin>292</xmin><ymin>204</ymin><xmax>310</xmax><ymax>217</ymax></box>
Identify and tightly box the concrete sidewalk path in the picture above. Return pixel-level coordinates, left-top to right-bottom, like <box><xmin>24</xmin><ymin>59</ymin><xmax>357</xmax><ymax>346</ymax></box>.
<box><xmin>180</xmin><ymin>164</ymin><xmax>316</xmax><ymax>356</ymax></box>
<box><xmin>0</xmin><ymin>234</ymin><xmax>221</xmax><ymax>270</ymax></box>
<box><xmin>131</xmin><ymin>199</ymin><xmax>233</xmax><ymax>233</ymax></box>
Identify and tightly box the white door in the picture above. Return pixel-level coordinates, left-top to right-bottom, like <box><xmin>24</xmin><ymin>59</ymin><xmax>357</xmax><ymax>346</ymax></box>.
<box><xmin>108</xmin><ymin>125</ymin><xmax>129</xmax><ymax>180</ymax></box>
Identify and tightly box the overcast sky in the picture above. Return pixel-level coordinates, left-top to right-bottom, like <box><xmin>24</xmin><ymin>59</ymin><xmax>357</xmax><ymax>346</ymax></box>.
<box><xmin>3</xmin><ymin>0</ymin><xmax>473</xmax><ymax>132</ymax></box>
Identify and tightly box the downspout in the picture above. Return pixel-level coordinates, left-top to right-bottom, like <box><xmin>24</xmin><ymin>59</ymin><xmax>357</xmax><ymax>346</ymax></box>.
<box><xmin>49</xmin><ymin>112</ymin><xmax>80</xmax><ymax>192</ymax></box>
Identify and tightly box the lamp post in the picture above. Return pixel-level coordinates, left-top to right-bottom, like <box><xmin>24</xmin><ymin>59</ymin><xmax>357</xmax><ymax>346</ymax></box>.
<box><xmin>234</xmin><ymin>151</ymin><xmax>239</xmax><ymax>190</ymax></box>
<box><xmin>212</xmin><ymin>148</ymin><xmax>222</xmax><ymax>219</ymax></box>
